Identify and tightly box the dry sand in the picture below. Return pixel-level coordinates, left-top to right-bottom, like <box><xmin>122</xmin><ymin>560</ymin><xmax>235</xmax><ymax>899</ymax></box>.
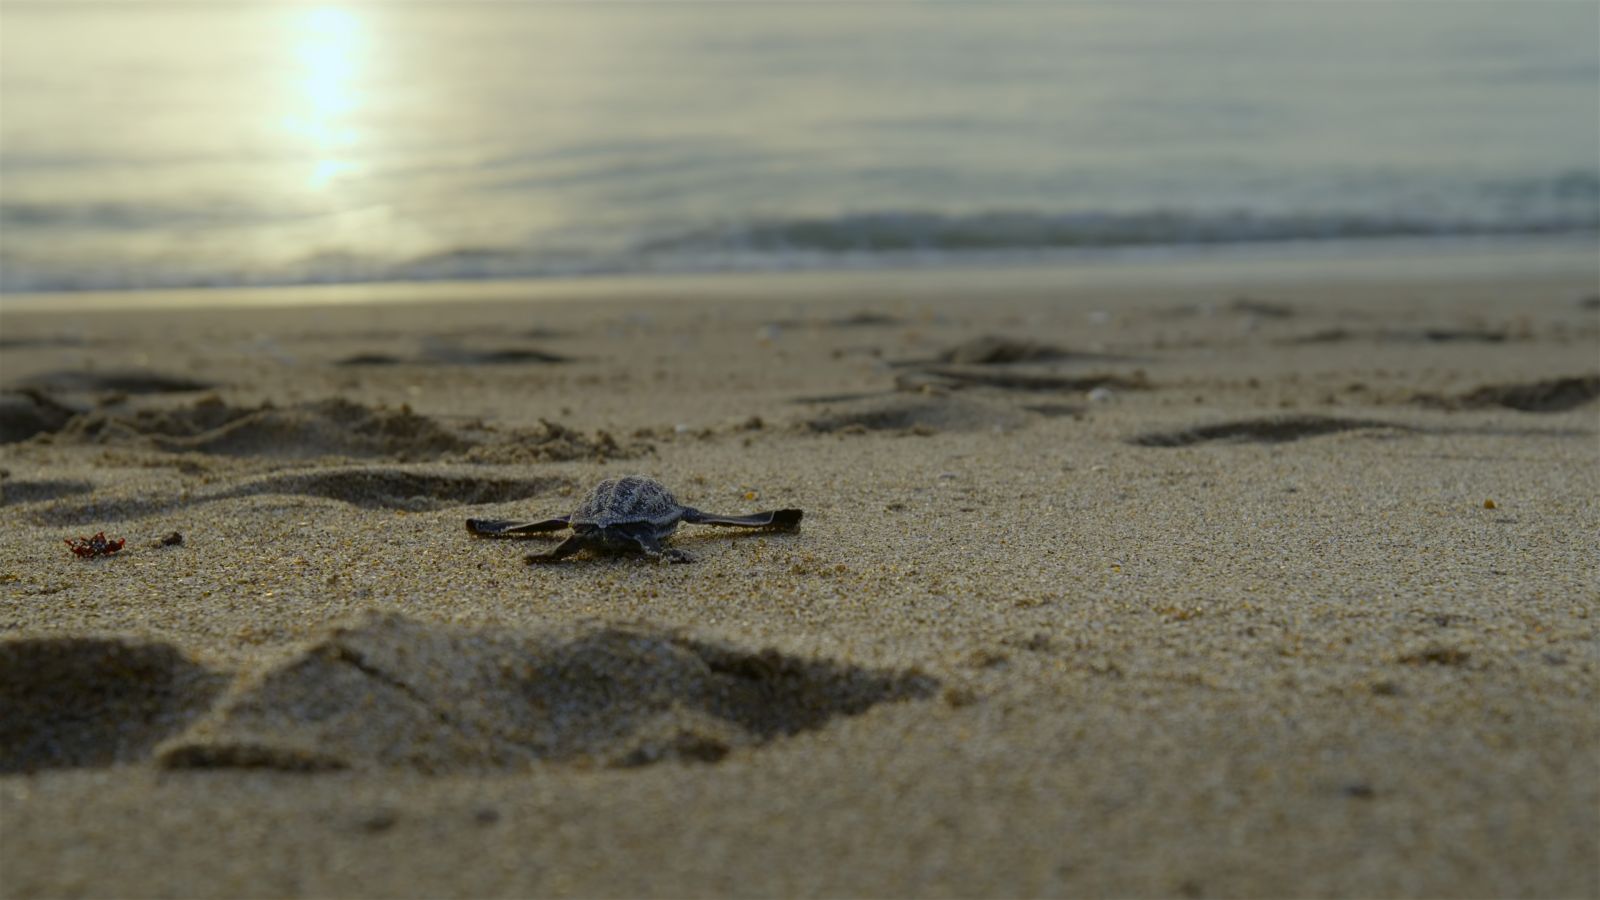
<box><xmin>1</xmin><ymin>246</ymin><xmax>1597</xmax><ymax>898</ymax></box>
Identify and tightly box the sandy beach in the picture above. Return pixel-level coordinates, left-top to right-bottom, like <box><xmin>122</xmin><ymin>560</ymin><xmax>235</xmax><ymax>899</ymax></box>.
<box><xmin>1</xmin><ymin>246</ymin><xmax>1597</xmax><ymax>898</ymax></box>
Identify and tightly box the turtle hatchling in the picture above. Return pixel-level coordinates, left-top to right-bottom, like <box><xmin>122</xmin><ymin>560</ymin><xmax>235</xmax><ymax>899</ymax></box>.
<box><xmin>466</xmin><ymin>475</ymin><xmax>802</xmax><ymax>564</ymax></box>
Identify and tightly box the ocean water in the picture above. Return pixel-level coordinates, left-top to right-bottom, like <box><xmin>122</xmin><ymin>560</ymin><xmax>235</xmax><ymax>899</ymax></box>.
<box><xmin>1</xmin><ymin>2</ymin><xmax>1596</xmax><ymax>293</ymax></box>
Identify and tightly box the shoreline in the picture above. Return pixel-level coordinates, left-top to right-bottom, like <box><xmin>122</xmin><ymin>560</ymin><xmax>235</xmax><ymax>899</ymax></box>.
<box><xmin>1</xmin><ymin>233</ymin><xmax>1595</xmax><ymax>313</ymax></box>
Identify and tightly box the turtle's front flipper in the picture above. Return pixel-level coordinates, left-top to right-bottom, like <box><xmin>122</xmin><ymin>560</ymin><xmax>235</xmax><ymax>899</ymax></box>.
<box><xmin>466</xmin><ymin>516</ymin><xmax>570</xmax><ymax>538</ymax></box>
<box><xmin>526</xmin><ymin>534</ymin><xmax>584</xmax><ymax>564</ymax></box>
<box><xmin>681</xmin><ymin>508</ymin><xmax>803</xmax><ymax>529</ymax></box>
<box><xmin>630</xmin><ymin>533</ymin><xmax>696</xmax><ymax>564</ymax></box>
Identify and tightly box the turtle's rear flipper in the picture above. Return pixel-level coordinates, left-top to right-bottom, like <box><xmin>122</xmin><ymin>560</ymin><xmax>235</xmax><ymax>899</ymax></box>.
<box><xmin>466</xmin><ymin>516</ymin><xmax>570</xmax><ymax>538</ymax></box>
<box><xmin>682</xmin><ymin>508</ymin><xmax>803</xmax><ymax>529</ymax></box>
<box><xmin>526</xmin><ymin>535</ymin><xmax>584</xmax><ymax>564</ymax></box>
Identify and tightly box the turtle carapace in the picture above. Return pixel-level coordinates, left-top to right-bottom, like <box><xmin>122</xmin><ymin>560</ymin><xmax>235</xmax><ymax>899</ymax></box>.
<box><xmin>466</xmin><ymin>475</ymin><xmax>802</xmax><ymax>564</ymax></box>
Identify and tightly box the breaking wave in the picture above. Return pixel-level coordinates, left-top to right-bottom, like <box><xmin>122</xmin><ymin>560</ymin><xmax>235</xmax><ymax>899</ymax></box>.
<box><xmin>4</xmin><ymin>197</ymin><xmax>1596</xmax><ymax>293</ymax></box>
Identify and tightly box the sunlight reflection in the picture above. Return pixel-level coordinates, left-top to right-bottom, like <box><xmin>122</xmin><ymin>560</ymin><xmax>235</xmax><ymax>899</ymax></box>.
<box><xmin>282</xmin><ymin>6</ymin><xmax>363</xmax><ymax>188</ymax></box>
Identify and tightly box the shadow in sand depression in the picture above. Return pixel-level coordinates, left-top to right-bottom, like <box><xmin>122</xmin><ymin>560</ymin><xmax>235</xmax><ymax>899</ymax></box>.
<box><xmin>151</xmin><ymin>613</ymin><xmax>938</xmax><ymax>772</ymax></box>
<box><xmin>12</xmin><ymin>370</ymin><xmax>216</xmax><ymax>395</ymax></box>
<box><xmin>3</xmin><ymin>614</ymin><xmax>935</xmax><ymax>774</ymax></box>
<box><xmin>1416</xmin><ymin>374</ymin><xmax>1600</xmax><ymax>413</ymax></box>
<box><xmin>51</xmin><ymin>396</ymin><xmax>471</xmax><ymax>460</ymax></box>
<box><xmin>19</xmin><ymin>394</ymin><xmax>646</xmax><ymax>466</ymax></box>
<box><xmin>1129</xmin><ymin>414</ymin><xmax>1412</xmax><ymax>447</ymax></box>
<box><xmin>0</xmin><ymin>636</ymin><xmax>227</xmax><ymax>773</ymax></box>
<box><xmin>27</xmin><ymin>467</ymin><xmax>570</xmax><ymax>526</ymax></box>
<box><xmin>0</xmin><ymin>477</ymin><xmax>95</xmax><ymax>507</ymax></box>
<box><xmin>802</xmin><ymin>394</ymin><xmax>1029</xmax><ymax>436</ymax></box>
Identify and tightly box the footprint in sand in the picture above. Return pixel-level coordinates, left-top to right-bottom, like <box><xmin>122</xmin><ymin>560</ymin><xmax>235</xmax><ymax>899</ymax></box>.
<box><xmin>0</xmin><ymin>390</ymin><xmax>80</xmax><ymax>444</ymax></box>
<box><xmin>0</xmin><ymin>636</ymin><xmax>226</xmax><ymax>773</ymax></box>
<box><xmin>155</xmin><ymin>613</ymin><xmax>936</xmax><ymax>772</ymax></box>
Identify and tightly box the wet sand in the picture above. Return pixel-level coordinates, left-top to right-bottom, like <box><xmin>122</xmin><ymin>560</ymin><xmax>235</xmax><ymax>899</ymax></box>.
<box><xmin>2</xmin><ymin>248</ymin><xmax>1597</xmax><ymax>898</ymax></box>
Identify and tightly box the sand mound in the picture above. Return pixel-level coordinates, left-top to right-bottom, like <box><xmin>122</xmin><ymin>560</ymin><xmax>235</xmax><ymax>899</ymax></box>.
<box><xmin>0</xmin><ymin>636</ymin><xmax>225</xmax><ymax>773</ymax></box>
<box><xmin>52</xmin><ymin>396</ymin><xmax>471</xmax><ymax>460</ymax></box>
<box><xmin>462</xmin><ymin>419</ymin><xmax>639</xmax><ymax>464</ymax></box>
<box><xmin>159</xmin><ymin>613</ymin><xmax>935</xmax><ymax>773</ymax></box>
<box><xmin>1130</xmin><ymin>414</ymin><xmax>1408</xmax><ymax>447</ymax></box>
<box><xmin>40</xmin><ymin>397</ymin><xmax>642</xmax><ymax>464</ymax></box>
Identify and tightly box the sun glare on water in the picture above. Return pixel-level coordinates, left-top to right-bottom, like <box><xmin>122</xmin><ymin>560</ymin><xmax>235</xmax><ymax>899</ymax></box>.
<box><xmin>282</xmin><ymin>6</ymin><xmax>364</xmax><ymax>189</ymax></box>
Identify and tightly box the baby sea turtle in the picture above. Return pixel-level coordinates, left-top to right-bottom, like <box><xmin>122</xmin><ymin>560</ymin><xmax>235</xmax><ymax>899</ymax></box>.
<box><xmin>466</xmin><ymin>475</ymin><xmax>802</xmax><ymax>564</ymax></box>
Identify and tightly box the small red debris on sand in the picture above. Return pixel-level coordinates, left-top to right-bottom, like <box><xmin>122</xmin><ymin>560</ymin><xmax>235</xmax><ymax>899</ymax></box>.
<box><xmin>64</xmin><ymin>532</ymin><xmax>126</xmax><ymax>558</ymax></box>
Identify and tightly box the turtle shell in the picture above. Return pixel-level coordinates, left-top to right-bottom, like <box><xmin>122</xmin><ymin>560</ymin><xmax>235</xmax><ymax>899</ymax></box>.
<box><xmin>569</xmin><ymin>475</ymin><xmax>685</xmax><ymax>530</ymax></box>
